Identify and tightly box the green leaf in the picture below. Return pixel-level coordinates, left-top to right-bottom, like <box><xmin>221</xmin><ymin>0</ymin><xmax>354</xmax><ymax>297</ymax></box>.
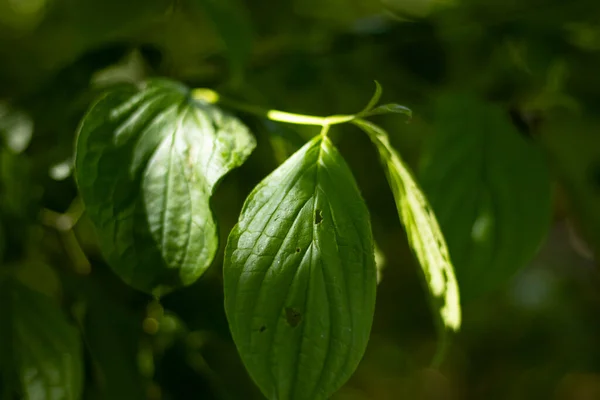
<box><xmin>540</xmin><ymin>115</ymin><xmax>600</xmax><ymax>258</ymax></box>
<box><xmin>352</xmin><ymin>118</ymin><xmax>461</xmax><ymax>332</ymax></box>
<box><xmin>224</xmin><ymin>135</ymin><xmax>377</xmax><ymax>400</ymax></box>
<box><xmin>356</xmin><ymin>83</ymin><xmax>412</xmax><ymax>119</ymax></box>
<box><xmin>190</xmin><ymin>0</ymin><xmax>254</xmax><ymax>82</ymax></box>
<box><xmin>75</xmin><ymin>79</ymin><xmax>256</xmax><ymax>295</ymax></box>
<box><xmin>419</xmin><ymin>94</ymin><xmax>552</xmax><ymax>300</ymax></box>
<box><xmin>359</xmin><ymin>103</ymin><xmax>413</xmax><ymax>118</ymax></box>
<box><xmin>0</xmin><ymin>278</ymin><xmax>83</xmax><ymax>400</ymax></box>
<box><xmin>0</xmin><ymin>148</ymin><xmax>37</xmax><ymax>219</ymax></box>
<box><xmin>82</xmin><ymin>284</ymin><xmax>146</xmax><ymax>399</ymax></box>
<box><xmin>359</xmin><ymin>80</ymin><xmax>383</xmax><ymax>114</ymax></box>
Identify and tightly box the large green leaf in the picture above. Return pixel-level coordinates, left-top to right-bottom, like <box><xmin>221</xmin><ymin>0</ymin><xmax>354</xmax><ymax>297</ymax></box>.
<box><xmin>352</xmin><ymin>118</ymin><xmax>461</xmax><ymax>333</ymax></box>
<box><xmin>0</xmin><ymin>278</ymin><xmax>83</xmax><ymax>399</ymax></box>
<box><xmin>224</xmin><ymin>135</ymin><xmax>377</xmax><ymax>400</ymax></box>
<box><xmin>419</xmin><ymin>94</ymin><xmax>552</xmax><ymax>300</ymax></box>
<box><xmin>75</xmin><ymin>79</ymin><xmax>256</xmax><ymax>295</ymax></box>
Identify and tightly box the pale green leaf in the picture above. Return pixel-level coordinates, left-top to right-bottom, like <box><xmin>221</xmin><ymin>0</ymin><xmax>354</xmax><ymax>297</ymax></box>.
<box><xmin>353</xmin><ymin>118</ymin><xmax>461</xmax><ymax>332</ymax></box>
<box><xmin>75</xmin><ymin>79</ymin><xmax>256</xmax><ymax>295</ymax></box>
<box><xmin>359</xmin><ymin>103</ymin><xmax>412</xmax><ymax>118</ymax></box>
<box><xmin>359</xmin><ymin>80</ymin><xmax>383</xmax><ymax>114</ymax></box>
<box><xmin>419</xmin><ymin>94</ymin><xmax>552</xmax><ymax>299</ymax></box>
<box><xmin>224</xmin><ymin>135</ymin><xmax>377</xmax><ymax>400</ymax></box>
<box><xmin>0</xmin><ymin>278</ymin><xmax>83</xmax><ymax>400</ymax></box>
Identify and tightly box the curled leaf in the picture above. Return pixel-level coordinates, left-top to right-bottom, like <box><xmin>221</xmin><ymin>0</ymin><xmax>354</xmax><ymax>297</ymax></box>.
<box><xmin>75</xmin><ymin>79</ymin><xmax>256</xmax><ymax>295</ymax></box>
<box><xmin>353</xmin><ymin>118</ymin><xmax>461</xmax><ymax>332</ymax></box>
<box><xmin>359</xmin><ymin>80</ymin><xmax>383</xmax><ymax>114</ymax></box>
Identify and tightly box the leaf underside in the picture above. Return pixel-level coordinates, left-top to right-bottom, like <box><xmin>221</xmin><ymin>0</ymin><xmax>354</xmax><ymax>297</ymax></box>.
<box><xmin>224</xmin><ymin>135</ymin><xmax>377</xmax><ymax>400</ymax></box>
<box><xmin>353</xmin><ymin>118</ymin><xmax>461</xmax><ymax>332</ymax></box>
<box><xmin>75</xmin><ymin>79</ymin><xmax>256</xmax><ymax>295</ymax></box>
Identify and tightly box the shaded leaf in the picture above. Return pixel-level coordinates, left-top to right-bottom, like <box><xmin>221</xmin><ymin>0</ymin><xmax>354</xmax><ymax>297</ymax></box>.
<box><xmin>0</xmin><ymin>220</ymin><xmax>4</xmax><ymax>263</ymax></box>
<box><xmin>14</xmin><ymin>261</ymin><xmax>61</xmax><ymax>299</ymax></box>
<box><xmin>353</xmin><ymin>118</ymin><xmax>461</xmax><ymax>332</ymax></box>
<box><xmin>75</xmin><ymin>79</ymin><xmax>256</xmax><ymax>295</ymax></box>
<box><xmin>539</xmin><ymin>115</ymin><xmax>600</xmax><ymax>258</ymax></box>
<box><xmin>224</xmin><ymin>135</ymin><xmax>377</xmax><ymax>400</ymax></box>
<box><xmin>190</xmin><ymin>0</ymin><xmax>254</xmax><ymax>82</ymax></box>
<box><xmin>419</xmin><ymin>94</ymin><xmax>552</xmax><ymax>300</ymax></box>
<box><xmin>83</xmin><ymin>290</ymin><xmax>146</xmax><ymax>399</ymax></box>
<box><xmin>293</xmin><ymin>0</ymin><xmax>382</xmax><ymax>25</ymax></box>
<box><xmin>0</xmin><ymin>278</ymin><xmax>83</xmax><ymax>400</ymax></box>
<box><xmin>0</xmin><ymin>149</ymin><xmax>38</xmax><ymax>219</ymax></box>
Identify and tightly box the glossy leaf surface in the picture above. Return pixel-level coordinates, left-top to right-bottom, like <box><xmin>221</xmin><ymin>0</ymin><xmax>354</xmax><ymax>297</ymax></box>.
<box><xmin>224</xmin><ymin>135</ymin><xmax>376</xmax><ymax>400</ymax></box>
<box><xmin>75</xmin><ymin>79</ymin><xmax>256</xmax><ymax>295</ymax></box>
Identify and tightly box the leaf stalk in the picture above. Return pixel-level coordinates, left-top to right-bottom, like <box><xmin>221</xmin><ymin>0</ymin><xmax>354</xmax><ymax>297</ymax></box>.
<box><xmin>191</xmin><ymin>88</ymin><xmax>354</xmax><ymax>127</ymax></box>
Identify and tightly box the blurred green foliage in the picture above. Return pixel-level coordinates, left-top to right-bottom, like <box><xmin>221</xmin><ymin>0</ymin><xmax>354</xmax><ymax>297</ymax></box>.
<box><xmin>2</xmin><ymin>0</ymin><xmax>600</xmax><ymax>398</ymax></box>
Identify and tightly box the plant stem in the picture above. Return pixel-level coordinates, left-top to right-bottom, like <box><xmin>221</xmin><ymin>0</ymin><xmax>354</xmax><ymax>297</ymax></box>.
<box><xmin>191</xmin><ymin>88</ymin><xmax>355</xmax><ymax>127</ymax></box>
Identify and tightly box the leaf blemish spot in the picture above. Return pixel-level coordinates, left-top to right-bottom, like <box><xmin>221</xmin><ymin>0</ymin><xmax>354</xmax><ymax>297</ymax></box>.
<box><xmin>314</xmin><ymin>209</ymin><xmax>323</xmax><ymax>224</ymax></box>
<box><xmin>285</xmin><ymin>307</ymin><xmax>302</xmax><ymax>327</ymax></box>
<box><xmin>295</xmin><ymin>247</ymin><xmax>301</xmax><ymax>253</ymax></box>
<box><xmin>259</xmin><ymin>326</ymin><xmax>266</xmax><ymax>333</ymax></box>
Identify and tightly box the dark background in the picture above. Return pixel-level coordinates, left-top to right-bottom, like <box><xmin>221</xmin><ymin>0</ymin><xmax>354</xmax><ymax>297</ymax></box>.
<box><xmin>1</xmin><ymin>0</ymin><xmax>600</xmax><ymax>398</ymax></box>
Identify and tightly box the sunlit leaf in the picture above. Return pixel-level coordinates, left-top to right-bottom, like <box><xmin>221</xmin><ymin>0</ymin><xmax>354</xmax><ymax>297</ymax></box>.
<box><xmin>0</xmin><ymin>278</ymin><xmax>83</xmax><ymax>400</ymax></box>
<box><xmin>419</xmin><ymin>94</ymin><xmax>552</xmax><ymax>300</ymax></box>
<box><xmin>75</xmin><ymin>79</ymin><xmax>256</xmax><ymax>295</ymax></box>
<box><xmin>353</xmin><ymin>118</ymin><xmax>461</xmax><ymax>332</ymax></box>
<box><xmin>224</xmin><ymin>135</ymin><xmax>377</xmax><ymax>400</ymax></box>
